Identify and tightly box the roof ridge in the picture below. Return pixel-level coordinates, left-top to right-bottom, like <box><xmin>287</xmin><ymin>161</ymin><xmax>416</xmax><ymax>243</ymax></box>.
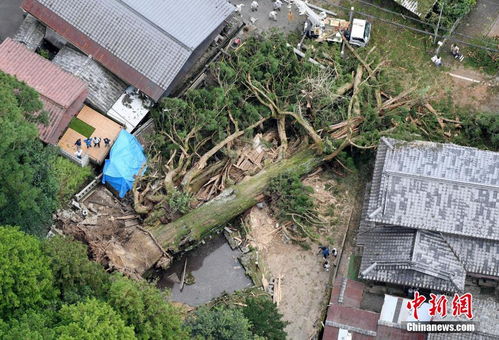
<box><xmin>114</xmin><ymin>0</ymin><xmax>192</xmax><ymax>52</ymax></box>
<box><xmin>384</xmin><ymin>169</ymin><xmax>499</xmax><ymax>192</ymax></box>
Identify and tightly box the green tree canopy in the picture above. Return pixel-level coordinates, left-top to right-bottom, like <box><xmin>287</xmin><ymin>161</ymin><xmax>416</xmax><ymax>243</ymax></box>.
<box><xmin>55</xmin><ymin>298</ymin><xmax>136</xmax><ymax>340</ymax></box>
<box><xmin>242</xmin><ymin>296</ymin><xmax>288</xmax><ymax>340</ymax></box>
<box><xmin>42</xmin><ymin>236</ymin><xmax>111</xmax><ymax>304</ymax></box>
<box><xmin>0</xmin><ymin>71</ymin><xmax>59</xmax><ymax>236</ymax></box>
<box><xmin>0</xmin><ymin>310</ymin><xmax>56</xmax><ymax>340</ymax></box>
<box><xmin>0</xmin><ymin>226</ymin><xmax>57</xmax><ymax>319</ymax></box>
<box><xmin>186</xmin><ymin>305</ymin><xmax>254</xmax><ymax>340</ymax></box>
<box><xmin>106</xmin><ymin>275</ymin><xmax>188</xmax><ymax>340</ymax></box>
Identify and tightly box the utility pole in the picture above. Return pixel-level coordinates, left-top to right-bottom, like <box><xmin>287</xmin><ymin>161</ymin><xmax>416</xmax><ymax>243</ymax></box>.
<box><xmin>341</xmin><ymin>6</ymin><xmax>354</xmax><ymax>58</ymax></box>
<box><xmin>434</xmin><ymin>1</ymin><xmax>444</xmax><ymax>44</ymax></box>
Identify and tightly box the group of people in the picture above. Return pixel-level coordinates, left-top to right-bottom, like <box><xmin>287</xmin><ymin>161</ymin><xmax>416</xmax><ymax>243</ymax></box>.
<box><xmin>235</xmin><ymin>1</ymin><xmax>284</xmax><ymax>22</ymax></box>
<box><xmin>74</xmin><ymin>137</ymin><xmax>112</xmax><ymax>159</ymax></box>
<box><xmin>431</xmin><ymin>44</ymin><xmax>464</xmax><ymax>67</ymax></box>
<box><xmin>319</xmin><ymin>246</ymin><xmax>338</xmax><ymax>272</ymax></box>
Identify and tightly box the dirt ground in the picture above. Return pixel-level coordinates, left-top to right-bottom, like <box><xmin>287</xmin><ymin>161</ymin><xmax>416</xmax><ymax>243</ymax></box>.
<box><xmin>245</xmin><ymin>167</ymin><xmax>360</xmax><ymax>339</ymax></box>
<box><xmin>446</xmin><ymin>65</ymin><xmax>499</xmax><ymax>113</ymax></box>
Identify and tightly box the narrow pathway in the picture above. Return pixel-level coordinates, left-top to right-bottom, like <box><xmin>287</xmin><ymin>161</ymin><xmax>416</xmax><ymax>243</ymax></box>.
<box><xmin>0</xmin><ymin>0</ymin><xmax>24</xmax><ymax>42</ymax></box>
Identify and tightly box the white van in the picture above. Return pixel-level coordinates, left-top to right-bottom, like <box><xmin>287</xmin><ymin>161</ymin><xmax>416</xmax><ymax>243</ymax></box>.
<box><xmin>347</xmin><ymin>19</ymin><xmax>372</xmax><ymax>47</ymax></box>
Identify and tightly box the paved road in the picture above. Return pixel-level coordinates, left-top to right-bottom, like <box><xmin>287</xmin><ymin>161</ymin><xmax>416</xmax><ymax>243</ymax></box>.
<box><xmin>229</xmin><ymin>0</ymin><xmax>306</xmax><ymax>34</ymax></box>
<box><xmin>0</xmin><ymin>0</ymin><xmax>24</xmax><ymax>42</ymax></box>
<box><xmin>456</xmin><ymin>0</ymin><xmax>499</xmax><ymax>38</ymax></box>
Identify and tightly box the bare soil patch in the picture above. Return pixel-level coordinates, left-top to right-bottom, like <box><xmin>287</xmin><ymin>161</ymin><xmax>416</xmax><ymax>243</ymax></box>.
<box><xmin>245</xmin><ymin>168</ymin><xmax>360</xmax><ymax>339</ymax></box>
<box><xmin>447</xmin><ymin>67</ymin><xmax>499</xmax><ymax>113</ymax></box>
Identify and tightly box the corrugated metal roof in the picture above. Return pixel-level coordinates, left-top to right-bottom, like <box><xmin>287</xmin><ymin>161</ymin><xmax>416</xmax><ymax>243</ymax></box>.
<box><xmin>393</xmin><ymin>0</ymin><xmax>436</xmax><ymax>17</ymax></box>
<box><xmin>120</xmin><ymin>0</ymin><xmax>234</xmax><ymax>50</ymax></box>
<box><xmin>0</xmin><ymin>38</ymin><xmax>87</xmax><ymax>108</ymax></box>
<box><xmin>26</xmin><ymin>0</ymin><xmax>233</xmax><ymax>93</ymax></box>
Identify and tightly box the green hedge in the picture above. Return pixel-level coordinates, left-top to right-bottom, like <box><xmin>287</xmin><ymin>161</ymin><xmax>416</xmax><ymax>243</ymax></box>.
<box><xmin>53</xmin><ymin>157</ymin><xmax>94</xmax><ymax>204</ymax></box>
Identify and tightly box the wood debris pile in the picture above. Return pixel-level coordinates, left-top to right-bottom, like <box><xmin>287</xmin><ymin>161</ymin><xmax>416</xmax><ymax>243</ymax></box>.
<box><xmin>53</xmin><ymin>187</ymin><xmax>168</xmax><ymax>278</ymax></box>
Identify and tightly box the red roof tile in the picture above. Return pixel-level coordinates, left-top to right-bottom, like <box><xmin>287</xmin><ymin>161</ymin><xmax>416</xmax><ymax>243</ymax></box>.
<box><xmin>0</xmin><ymin>38</ymin><xmax>86</xmax><ymax>108</ymax></box>
<box><xmin>327</xmin><ymin>304</ymin><xmax>379</xmax><ymax>333</ymax></box>
<box><xmin>376</xmin><ymin>325</ymin><xmax>427</xmax><ymax>340</ymax></box>
<box><xmin>0</xmin><ymin>38</ymin><xmax>87</xmax><ymax>144</ymax></box>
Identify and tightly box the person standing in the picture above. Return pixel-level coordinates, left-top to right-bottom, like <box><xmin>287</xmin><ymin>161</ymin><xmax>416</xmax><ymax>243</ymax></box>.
<box><xmin>273</xmin><ymin>0</ymin><xmax>282</xmax><ymax>11</ymax></box>
<box><xmin>235</xmin><ymin>3</ymin><xmax>244</xmax><ymax>16</ymax></box>
<box><xmin>93</xmin><ymin>136</ymin><xmax>101</xmax><ymax>148</ymax></box>
<box><xmin>84</xmin><ymin>138</ymin><xmax>92</xmax><ymax>148</ymax></box>
<box><xmin>319</xmin><ymin>246</ymin><xmax>330</xmax><ymax>259</ymax></box>
<box><xmin>251</xmin><ymin>1</ymin><xmax>259</xmax><ymax>11</ymax></box>
<box><xmin>269</xmin><ymin>10</ymin><xmax>277</xmax><ymax>21</ymax></box>
<box><xmin>104</xmin><ymin>137</ymin><xmax>111</xmax><ymax>147</ymax></box>
<box><xmin>75</xmin><ymin>149</ymin><xmax>83</xmax><ymax>159</ymax></box>
<box><xmin>74</xmin><ymin>138</ymin><xmax>82</xmax><ymax>150</ymax></box>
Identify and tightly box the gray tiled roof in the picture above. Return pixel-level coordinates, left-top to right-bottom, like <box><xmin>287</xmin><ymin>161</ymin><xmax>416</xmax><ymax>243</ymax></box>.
<box><xmin>359</xmin><ymin>225</ymin><xmax>466</xmax><ymax>291</ymax></box>
<box><xmin>445</xmin><ymin>234</ymin><xmax>499</xmax><ymax>278</ymax></box>
<box><xmin>53</xmin><ymin>46</ymin><xmax>127</xmax><ymax>113</ymax></box>
<box><xmin>367</xmin><ymin>138</ymin><xmax>499</xmax><ymax>241</ymax></box>
<box><xmin>429</xmin><ymin>294</ymin><xmax>499</xmax><ymax>339</ymax></box>
<box><xmin>411</xmin><ymin>230</ymin><xmax>466</xmax><ymax>289</ymax></box>
<box><xmin>35</xmin><ymin>0</ymin><xmax>234</xmax><ymax>90</ymax></box>
<box><xmin>13</xmin><ymin>14</ymin><xmax>45</xmax><ymax>51</ymax></box>
<box><xmin>358</xmin><ymin>138</ymin><xmax>499</xmax><ymax>292</ymax></box>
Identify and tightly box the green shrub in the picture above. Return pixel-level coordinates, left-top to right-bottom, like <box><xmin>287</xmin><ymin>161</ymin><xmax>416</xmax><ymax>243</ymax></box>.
<box><xmin>38</xmin><ymin>49</ymin><xmax>50</xmax><ymax>60</ymax></box>
<box><xmin>243</xmin><ymin>296</ymin><xmax>288</xmax><ymax>340</ymax></box>
<box><xmin>42</xmin><ymin>236</ymin><xmax>110</xmax><ymax>305</ymax></box>
<box><xmin>186</xmin><ymin>305</ymin><xmax>253</xmax><ymax>340</ymax></box>
<box><xmin>0</xmin><ymin>71</ymin><xmax>60</xmax><ymax>235</ymax></box>
<box><xmin>0</xmin><ymin>226</ymin><xmax>57</xmax><ymax>319</ymax></box>
<box><xmin>107</xmin><ymin>274</ymin><xmax>188</xmax><ymax>340</ymax></box>
<box><xmin>265</xmin><ymin>173</ymin><xmax>314</xmax><ymax>221</ymax></box>
<box><xmin>428</xmin><ymin>0</ymin><xmax>477</xmax><ymax>28</ymax></box>
<box><xmin>465</xmin><ymin>37</ymin><xmax>498</xmax><ymax>76</ymax></box>
<box><xmin>0</xmin><ymin>310</ymin><xmax>57</xmax><ymax>340</ymax></box>
<box><xmin>55</xmin><ymin>298</ymin><xmax>136</xmax><ymax>340</ymax></box>
<box><xmin>53</xmin><ymin>156</ymin><xmax>93</xmax><ymax>204</ymax></box>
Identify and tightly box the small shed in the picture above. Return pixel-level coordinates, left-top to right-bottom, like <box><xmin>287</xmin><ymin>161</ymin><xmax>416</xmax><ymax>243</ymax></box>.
<box><xmin>392</xmin><ymin>0</ymin><xmax>437</xmax><ymax>18</ymax></box>
<box><xmin>0</xmin><ymin>38</ymin><xmax>87</xmax><ymax>144</ymax></box>
<box><xmin>102</xmin><ymin>130</ymin><xmax>146</xmax><ymax>198</ymax></box>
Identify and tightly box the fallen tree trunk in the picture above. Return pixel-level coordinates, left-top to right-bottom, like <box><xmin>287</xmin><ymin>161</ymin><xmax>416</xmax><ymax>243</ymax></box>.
<box><xmin>147</xmin><ymin>144</ymin><xmax>348</xmax><ymax>252</ymax></box>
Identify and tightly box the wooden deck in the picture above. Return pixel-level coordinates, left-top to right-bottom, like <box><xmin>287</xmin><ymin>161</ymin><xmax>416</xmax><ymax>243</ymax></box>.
<box><xmin>58</xmin><ymin>105</ymin><xmax>122</xmax><ymax>164</ymax></box>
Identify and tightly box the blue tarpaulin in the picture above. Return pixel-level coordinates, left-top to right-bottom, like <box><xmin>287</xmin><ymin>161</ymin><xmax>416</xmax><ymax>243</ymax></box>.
<box><xmin>102</xmin><ymin>130</ymin><xmax>146</xmax><ymax>198</ymax></box>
